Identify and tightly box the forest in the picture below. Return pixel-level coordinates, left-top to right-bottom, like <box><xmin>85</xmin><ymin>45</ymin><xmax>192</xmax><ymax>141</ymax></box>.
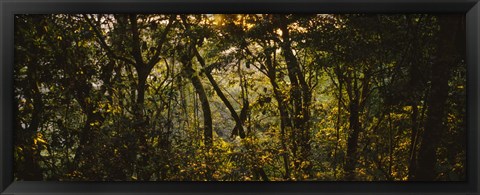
<box><xmin>13</xmin><ymin>14</ymin><xmax>466</xmax><ymax>181</ymax></box>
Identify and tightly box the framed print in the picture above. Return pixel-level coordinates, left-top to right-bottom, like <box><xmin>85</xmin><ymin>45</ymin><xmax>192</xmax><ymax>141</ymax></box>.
<box><xmin>1</xmin><ymin>0</ymin><xmax>479</xmax><ymax>194</ymax></box>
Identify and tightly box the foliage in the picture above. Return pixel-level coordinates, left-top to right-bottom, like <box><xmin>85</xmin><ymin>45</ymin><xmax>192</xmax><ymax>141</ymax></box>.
<box><xmin>13</xmin><ymin>14</ymin><xmax>466</xmax><ymax>181</ymax></box>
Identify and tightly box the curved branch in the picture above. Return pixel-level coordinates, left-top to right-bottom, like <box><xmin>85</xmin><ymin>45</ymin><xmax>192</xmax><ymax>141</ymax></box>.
<box><xmin>83</xmin><ymin>14</ymin><xmax>135</xmax><ymax>66</ymax></box>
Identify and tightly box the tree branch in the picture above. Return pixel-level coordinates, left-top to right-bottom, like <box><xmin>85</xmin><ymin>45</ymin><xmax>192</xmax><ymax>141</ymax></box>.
<box><xmin>148</xmin><ymin>15</ymin><xmax>176</xmax><ymax>69</ymax></box>
<box><xmin>83</xmin><ymin>14</ymin><xmax>135</xmax><ymax>66</ymax></box>
<box><xmin>129</xmin><ymin>14</ymin><xmax>145</xmax><ymax>67</ymax></box>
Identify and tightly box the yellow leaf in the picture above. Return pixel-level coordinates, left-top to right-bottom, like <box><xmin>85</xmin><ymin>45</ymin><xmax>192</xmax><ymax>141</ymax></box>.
<box><xmin>37</xmin><ymin>137</ymin><xmax>47</xmax><ymax>144</ymax></box>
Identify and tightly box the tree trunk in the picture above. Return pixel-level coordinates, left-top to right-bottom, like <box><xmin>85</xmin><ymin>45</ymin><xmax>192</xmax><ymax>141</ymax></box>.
<box><xmin>408</xmin><ymin>102</ymin><xmax>419</xmax><ymax>180</ymax></box>
<box><xmin>135</xmin><ymin>71</ymin><xmax>148</xmax><ymax>118</ymax></box>
<box><xmin>344</xmin><ymin>98</ymin><xmax>361</xmax><ymax>181</ymax></box>
<box><xmin>269</xmin><ymin>73</ymin><xmax>292</xmax><ymax>180</ymax></box>
<box><xmin>278</xmin><ymin>15</ymin><xmax>313</xmax><ymax>177</ymax></box>
<box><xmin>193</xmin><ymin>49</ymin><xmax>246</xmax><ymax>138</ymax></box>
<box><xmin>183</xmin><ymin>59</ymin><xmax>213</xmax><ymax>180</ymax></box>
<box><xmin>264</xmin><ymin>50</ymin><xmax>292</xmax><ymax>180</ymax></box>
<box><xmin>415</xmin><ymin>15</ymin><xmax>463</xmax><ymax>181</ymax></box>
<box><xmin>333</xmin><ymin>82</ymin><xmax>342</xmax><ymax>179</ymax></box>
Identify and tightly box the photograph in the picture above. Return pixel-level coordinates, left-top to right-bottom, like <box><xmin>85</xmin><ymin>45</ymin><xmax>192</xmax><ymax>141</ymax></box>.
<box><xmin>13</xmin><ymin>14</ymin><xmax>466</xmax><ymax>181</ymax></box>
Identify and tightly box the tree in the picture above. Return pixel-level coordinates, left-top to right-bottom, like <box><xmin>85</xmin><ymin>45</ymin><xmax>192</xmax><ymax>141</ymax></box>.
<box><xmin>415</xmin><ymin>14</ymin><xmax>465</xmax><ymax>181</ymax></box>
<box><xmin>13</xmin><ymin>13</ymin><xmax>466</xmax><ymax>182</ymax></box>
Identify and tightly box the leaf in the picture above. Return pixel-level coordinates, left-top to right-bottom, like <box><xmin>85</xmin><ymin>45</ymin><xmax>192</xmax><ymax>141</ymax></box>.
<box><xmin>37</xmin><ymin>137</ymin><xmax>47</xmax><ymax>144</ymax></box>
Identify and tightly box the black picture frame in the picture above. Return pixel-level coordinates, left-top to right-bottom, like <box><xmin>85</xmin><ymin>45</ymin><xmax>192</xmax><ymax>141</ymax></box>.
<box><xmin>1</xmin><ymin>0</ymin><xmax>479</xmax><ymax>194</ymax></box>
